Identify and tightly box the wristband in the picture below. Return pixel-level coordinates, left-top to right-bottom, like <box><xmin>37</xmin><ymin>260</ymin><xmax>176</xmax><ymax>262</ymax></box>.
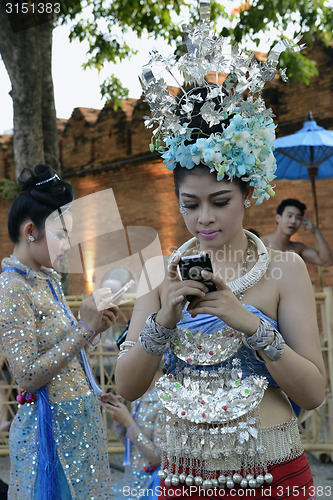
<box><xmin>78</xmin><ymin>320</ymin><xmax>95</xmax><ymax>336</ymax></box>
<box><xmin>243</xmin><ymin>318</ymin><xmax>285</xmax><ymax>361</ymax></box>
<box><xmin>139</xmin><ymin>313</ymin><xmax>175</xmax><ymax>356</ymax></box>
<box><xmin>89</xmin><ymin>333</ymin><xmax>101</xmax><ymax>347</ymax></box>
<box><xmin>262</xmin><ymin>332</ymin><xmax>285</xmax><ymax>360</ymax></box>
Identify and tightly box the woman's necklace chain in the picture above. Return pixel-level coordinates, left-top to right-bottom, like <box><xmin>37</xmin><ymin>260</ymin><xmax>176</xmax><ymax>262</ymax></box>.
<box><xmin>225</xmin><ymin>237</ymin><xmax>252</xmax><ymax>283</ymax></box>
<box><xmin>227</xmin><ymin>231</ymin><xmax>270</xmax><ymax>299</ymax></box>
<box><xmin>192</xmin><ymin>231</ymin><xmax>269</xmax><ymax>300</ymax></box>
<box><xmin>194</xmin><ymin>235</ymin><xmax>255</xmax><ymax>285</ymax></box>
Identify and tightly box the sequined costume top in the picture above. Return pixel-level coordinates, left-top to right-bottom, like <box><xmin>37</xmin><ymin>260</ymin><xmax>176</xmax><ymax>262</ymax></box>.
<box><xmin>112</xmin><ymin>388</ymin><xmax>162</xmax><ymax>499</ymax></box>
<box><xmin>0</xmin><ymin>256</ymin><xmax>112</xmax><ymax>500</ymax></box>
<box><xmin>165</xmin><ymin>306</ymin><xmax>279</xmax><ymax>387</ymax></box>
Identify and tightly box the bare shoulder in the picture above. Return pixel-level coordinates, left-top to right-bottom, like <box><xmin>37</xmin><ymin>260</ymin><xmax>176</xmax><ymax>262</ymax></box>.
<box><xmin>261</xmin><ymin>234</ymin><xmax>273</xmax><ymax>245</ymax></box>
<box><xmin>266</xmin><ymin>247</ymin><xmax>311</xmax><ymax>290</ymax></box>
<box><xmin>267</xmin><ymin>247</ymin><xmax>306</xmax><ymax>270</ymax></box>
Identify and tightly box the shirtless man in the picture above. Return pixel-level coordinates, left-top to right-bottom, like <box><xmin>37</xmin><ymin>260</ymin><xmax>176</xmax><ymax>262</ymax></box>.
<box><xmin>262</xmin><ymin>198</ymin><xmax>333</xmax><ymax>266</ymax></box>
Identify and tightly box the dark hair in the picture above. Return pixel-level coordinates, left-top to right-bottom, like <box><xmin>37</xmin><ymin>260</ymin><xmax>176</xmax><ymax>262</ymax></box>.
<box><xmin>8</xmin><ymin>164</ymin><xmax>74</xmax><ymax>244</ymax></box>
<box><xmin>173</xmin><ymin>164</ymin><xmax>248</xmax><ymax>198</ymax></box>
<box><xmin>246</xmin><ymin>228</ymin><xmax>260</xmax><ymax>238</ymax></box>
<box><xmin>177</xmin><ymin>85</ymin><xmax>232</xmax><ymax>143</ymax></box>
<box><xmin>276</xmin><ymin>199</ymin><xmax>307</xmax><ymax>217</ymax></box>
<box><xmin>173</xmin><ymin>85</ymin><xmax>248</xmax><ymax>196</ymax></box>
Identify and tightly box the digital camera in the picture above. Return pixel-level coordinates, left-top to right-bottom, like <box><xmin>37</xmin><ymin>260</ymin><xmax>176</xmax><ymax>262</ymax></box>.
<box><xmin>178</xmin><ymin>253</ymin><xmax>216</xmax><ymax>302</ymax></box>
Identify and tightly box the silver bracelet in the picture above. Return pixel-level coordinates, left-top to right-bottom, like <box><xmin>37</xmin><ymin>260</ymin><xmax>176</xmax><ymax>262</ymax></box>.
<box><xmin>139</xmin><ymin>313</ymin><xmax>175</xmax><ymax>356</ymax></box>
<box><xmin>262</xmin><ymin>331</ymin><xmax>285</xmax><ymax>361</ymax></box>
<box><xmin>117</xmin><ymin>341</ymin><xmax>136</xmax><ymax>360</ymax></box>
<box><xmin>243</xmin><ymin>317</ymin><xmax>285</xmax><ymax>361</ymax></box>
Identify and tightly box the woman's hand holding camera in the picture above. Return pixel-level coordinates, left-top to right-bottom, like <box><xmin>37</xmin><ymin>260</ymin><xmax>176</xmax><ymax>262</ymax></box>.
<box><xmin>79</xmin><ymin>289</ymin><xmax>119</xmax><ymax>335</ymax></box>
<box><xmin>155</xmin><ymin>254</ymin><xmax>208</xmax><ymax>329</ymax></box>
<box><xmin>187</xmin><ymin>271</ymin><xmax>260</xmax><ymax>336</ymax></box>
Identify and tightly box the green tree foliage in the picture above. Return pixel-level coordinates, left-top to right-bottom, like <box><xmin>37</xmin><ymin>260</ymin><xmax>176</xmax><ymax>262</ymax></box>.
<box><xmin>57</xmin><ymin>0</ymin><xmax>227</xmax><ymax>106</ymax></box>
<box><xmin>57</xmin><ymin>0</ymin><xmax>333</xmax><ymax>96</ymax></box>
<box><xmin>226</xmin><ymin>0</ymin><xmax>333</xmax><ymax>84</ymax></box>
<box><xmin>100</xmin><ymin>76</ymin><xmax>130</xmax><ymax>110</ymax></box>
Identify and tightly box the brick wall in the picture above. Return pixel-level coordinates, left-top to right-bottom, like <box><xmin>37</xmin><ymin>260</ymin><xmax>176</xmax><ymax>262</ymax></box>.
<box><xmin>0</xmin><ymin>41</ymin><xmax>332</xmax><ymax>293</ymax></box>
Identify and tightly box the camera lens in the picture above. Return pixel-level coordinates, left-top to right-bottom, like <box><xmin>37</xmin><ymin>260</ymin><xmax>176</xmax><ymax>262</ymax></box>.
<box><xmin>188</xmin><ymin>266</ymin><xmax>202</xmax><ymax>280</ymax></box>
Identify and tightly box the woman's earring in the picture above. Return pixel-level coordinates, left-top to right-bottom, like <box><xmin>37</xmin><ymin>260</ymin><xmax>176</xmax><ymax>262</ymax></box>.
<box><xmin>244</xmin><ymin>199</ymin><xmax>251</xmax><ymax>209</ymax></box>
<box><xmin>27</xmin><ymin>235</ymin><xmax>35</xmax><ymax>243</ymax></box>
<box><xmin>179</xmin><ymin>203</ymin><xmax>187</xmax><ymax>215</ymax></box>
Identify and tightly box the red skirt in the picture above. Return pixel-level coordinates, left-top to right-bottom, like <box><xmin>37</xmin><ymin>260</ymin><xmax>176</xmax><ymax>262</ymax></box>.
<box><xmin>158</xmin><ymin>453</ymin><xmax>316</xmax><ymax>500</ymax></box>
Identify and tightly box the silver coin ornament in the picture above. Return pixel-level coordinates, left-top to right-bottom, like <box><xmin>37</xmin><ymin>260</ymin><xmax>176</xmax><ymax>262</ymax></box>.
<box><xmin>164</xmin><ymin>476</ymin><xmax>172</xmax><ymax>487</ymax></box>
<box><xmin>264</xmin><ymin>473</ymin><xmax>274</xmax><ymax>484</ymax></box>
<box><xmin>171</xmin><ymin>474</ymin><xmax>180</xmax><ymax>486</ymax></box>
<box><xmin>248</xmin><ymin>478</ymin><xmax>257</xmax><ymax>488</ymax></box>
<box><xmin>256</xmin><ymin>474</ymin><xmax>265</xmax><ymax>485</ymax></box>
<box><xmin>211</xmin><ymin>478</ymin><xmax>219</xmax><ymax>488</ymax></box>
<box><xmin>202</xmin><ymin>479</ymin><xmax>212</xmax><ymax>489</ymax></box>
<box><xmin>179</xmin><ymin>472</ymin><xmax>187</xmax><ymax>483</ymax></box>
<box><xmin>157</xmin><ymin>469</ymin><xmax>166</xmax><ymax>480</ymax></box>
<box><xmin>240</xmin><ymin>478</ymin><xmax>248</xmax><ymax>488</ymax></box>
<box><xmin>218</xmin><ymin>475</ymin><xmax>226</xmax><ymax>485</ymax></box>
<box><xmin>185</xmin><ymin>474</ymin><xmax>194</xmax><ymax>486</ymax></box>
<box><xmin>194</xmin><ymin>476</ymin><xmax>203</xmax><ymax>486</ymax></box>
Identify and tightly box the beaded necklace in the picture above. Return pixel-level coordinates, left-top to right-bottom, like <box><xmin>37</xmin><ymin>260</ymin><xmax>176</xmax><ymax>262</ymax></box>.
<box><xmin>168</xmin><ymin>230</ymin><xmax>269</xmax><ymax>299</ymax></box>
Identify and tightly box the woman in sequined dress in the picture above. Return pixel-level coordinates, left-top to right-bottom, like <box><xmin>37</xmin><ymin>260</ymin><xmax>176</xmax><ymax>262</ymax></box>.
<box><xmin>0</xmin><ymin>164</ymin><xmax>119</xmax><ymax>500</ymax></box>
<box><xmin>115</xmin><ymin>82</ymin><xmax>326</xmax><ymax>499</ymax></box>
<box><xmin>99</xmin><ymin>369</ymin><xmax>163</xmax><ymax>499</ymax></box>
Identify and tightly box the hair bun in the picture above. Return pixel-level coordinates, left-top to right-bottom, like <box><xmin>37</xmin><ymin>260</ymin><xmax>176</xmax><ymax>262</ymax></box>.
<box><xmin>17</xmin><ymin>164</ymin><xmax>73</xmax><ymax>209</ymax></box>
<box><xmin>18</xmin><ymin>164</ymin><xmax>57</xmax><ymax>189</ymax></box>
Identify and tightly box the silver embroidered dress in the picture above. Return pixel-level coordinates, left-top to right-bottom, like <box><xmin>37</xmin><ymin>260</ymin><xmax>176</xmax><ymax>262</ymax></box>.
<box><xmin>0</xmin><ymin>256</ymin><xmax>112</xmax><ymax>499</ymax></box>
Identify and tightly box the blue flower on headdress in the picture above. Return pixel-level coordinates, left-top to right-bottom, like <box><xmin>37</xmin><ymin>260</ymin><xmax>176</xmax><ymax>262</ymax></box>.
<box><xmin>162</xmin><ymin>155</ymin><xmax>177</xmax><ymax>170</ymax></box>
<box><xmin>227</xmin><ymin>114</ymin><xmax>247</xmax><ymax>132</ymax></box>
<box><xmin>176</xmin><ymin>143</ymin><xmax>196</xmax><ymax>169</ymax></box>
<box><xmin>159</xmin><ymin>103</ymin><xmax>277</xmax><ymax>203</ymax></box>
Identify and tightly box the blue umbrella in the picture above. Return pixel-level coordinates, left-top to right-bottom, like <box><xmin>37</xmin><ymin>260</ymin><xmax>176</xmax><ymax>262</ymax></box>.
<box><xmin>274</xmin><ymin>111</ymin><xmax>333</xmax><ymax>226</ymax></box>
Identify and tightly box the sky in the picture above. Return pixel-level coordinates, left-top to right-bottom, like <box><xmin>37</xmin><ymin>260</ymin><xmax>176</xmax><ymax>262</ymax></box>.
<box><xmin>0</xmin><ymin>21</ymin><xmax>153</xmax><ymax>134</ymax></box>
<box><xmin>0</xmin><ymin>1</ymin><xmax>294</xmax><ymax>135</ymax></box>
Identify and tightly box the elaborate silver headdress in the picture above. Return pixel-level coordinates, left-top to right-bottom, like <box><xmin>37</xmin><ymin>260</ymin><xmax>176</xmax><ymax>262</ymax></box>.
<box><xmin>140</xmin><ymin>0</ymin><xmax>304</xmax><ymax>204</ymax></box>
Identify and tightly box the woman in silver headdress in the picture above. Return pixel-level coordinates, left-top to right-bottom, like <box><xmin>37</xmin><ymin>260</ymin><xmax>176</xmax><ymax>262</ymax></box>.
<box><xmin>115</xmin><ymin>8</ymin><xmax>325</xmax><ymax>500</ymax></box>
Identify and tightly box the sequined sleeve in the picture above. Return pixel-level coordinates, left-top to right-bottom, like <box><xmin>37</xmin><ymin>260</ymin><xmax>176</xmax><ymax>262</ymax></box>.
<box><xmin>126</xmin><ymin>411</ymin><xmax>162</xmax><ymax>464</ymax></box>
<box><xmin>0</xmin><ymin>278</ymin><xmax>92</xmax><ymax>392</ymax></box>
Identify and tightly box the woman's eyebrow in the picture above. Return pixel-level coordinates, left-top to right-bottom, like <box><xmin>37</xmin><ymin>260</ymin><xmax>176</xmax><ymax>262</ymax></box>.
<box><xmin>210</xmin><ymin>190</ymin><xmax>232</xmax><ymax>197</ymax></box>
<box><xmin>181</xmin><ymin>190</ymin><xmax>232</xmax><ymax>198</ymax></box>
<box><xmin>180</xmin><ymin>192</ymin><xmax>198</xmax><ymax>198</ymax></box>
